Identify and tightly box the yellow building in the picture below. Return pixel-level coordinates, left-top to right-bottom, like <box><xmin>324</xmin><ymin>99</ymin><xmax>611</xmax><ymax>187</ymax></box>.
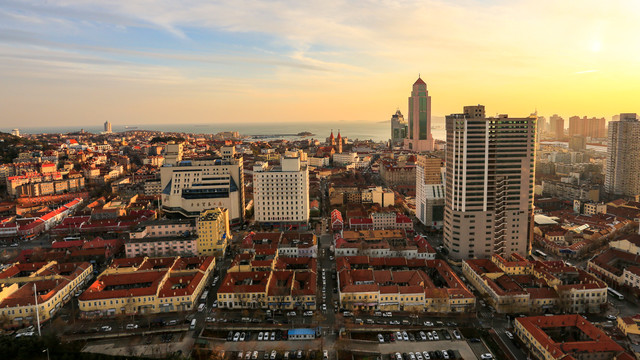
<box><xmin>0</xmin><ymin>261</ymin><xmax>93</xmax><ymax>328</ymax></box>
<box><xmin>78</xmin><ymin>256</ymin><xmax>214</xmax><ymax>317</ymax></box>
<box><xmin>197</xmin><ymin>208</ymin><xmax>231</xmax><ymax>257</ymax></box>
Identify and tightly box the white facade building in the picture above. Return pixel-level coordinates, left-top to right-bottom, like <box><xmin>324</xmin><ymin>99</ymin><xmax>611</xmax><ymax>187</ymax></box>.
<box><xmin>253</xmin><ymin>155</ymin><xmax>309</xmax><ymax>230</ymax></box>
<box><xmin>160</xmin><ymin>157</ymin><xmax>245</xmax><ymax>224</ymax></box>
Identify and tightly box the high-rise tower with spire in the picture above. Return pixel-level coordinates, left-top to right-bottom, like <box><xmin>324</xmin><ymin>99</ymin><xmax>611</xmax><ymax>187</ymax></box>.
<box><xmin>403</xmin><ymin>76</ymin><xmax>435</xmax><ymax>152</ymax></box>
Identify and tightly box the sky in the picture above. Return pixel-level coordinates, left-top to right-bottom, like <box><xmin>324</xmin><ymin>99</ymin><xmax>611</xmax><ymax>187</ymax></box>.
<box><xmin>0</xmin><ymin>0</ymin><xmax>639</xmax><ymax>128</ymax></box>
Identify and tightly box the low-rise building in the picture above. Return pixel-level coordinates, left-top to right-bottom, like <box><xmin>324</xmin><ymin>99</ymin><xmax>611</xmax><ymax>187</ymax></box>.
<box><xmin>78</xmin><ymin>256</ymin><xmax>214</xmax><ymax>317</ymax></box>
<box><xmin>0</xmin><ymin>261</ymin><xmax>93</xmax><ymax>327</ymax></box>
<box><xmin>336</xmin><ymin>256</ymin><xmax>474</xmax><ymax>313</ymax></box>
<box><xmin>463</xmin><ymin>253</ymin><xmax>607</xmax><ymax>314</ymax></box>
<box><xmin>125</xmin><ymin>236</ymin><xmax>198</xmax><ymax>257</ymax></box>
<box><xmin>514</xmin><ymin>315</ymin><xmax>628</xmax><ymax>360</ymax></box>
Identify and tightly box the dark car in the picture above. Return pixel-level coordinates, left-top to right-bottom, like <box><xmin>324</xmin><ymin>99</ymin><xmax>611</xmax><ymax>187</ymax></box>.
<box><xmin>443</xmin><ymin>331</ymin><xmax>451</xmax><ymax>340</ymax></box>
<box><xmin>408</xmin><ymin>333</ymin><xmax>415</xmax><ymax>341</ymax></box>
<box><xmin>447</xmin><ymin>350</ymin><xmax>455</xmax><ymax>359</ymax></box>
<box><xmin>469</xmin><ymin>338</ymin><xmax>481</xmax><ymax>343</ymax></box>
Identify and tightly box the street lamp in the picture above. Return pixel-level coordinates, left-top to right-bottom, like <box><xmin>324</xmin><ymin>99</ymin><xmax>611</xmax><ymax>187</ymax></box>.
<box><xmin>43</xmin><ymin>349</ymin><xmax>50</xmax><ymax>360</ymax></box>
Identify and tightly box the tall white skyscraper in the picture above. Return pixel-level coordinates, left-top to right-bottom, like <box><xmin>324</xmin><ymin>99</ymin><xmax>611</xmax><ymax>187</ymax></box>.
<box><xmin>403</xmin><ymin>77</ymin><xmax>435</xmax><ymax>152</ymax></box>
<box><xmin>605</xmin><ymin>113</ymin><xmax>640</xmax><ymax>197</ymax></box>
<box><xmin>253</xmin><ymin>155</ymin><xmax>309</xmax><ymax>230</ymax></box>
<box><xmin>443</xmin><ymin>105</ymin><xmax>536</xmax><ymax>260</ymax></box>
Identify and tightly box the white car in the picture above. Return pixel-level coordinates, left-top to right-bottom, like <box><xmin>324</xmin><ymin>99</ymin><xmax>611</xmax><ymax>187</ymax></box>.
<box><xmin>402</xmin><ymin>331</ymin><xmax>409</xmax><ymax>341</ymax></box>
<box><xmin>258</xmin><ymin>332</ymin><xmax>264</xmax><ymax>341</ymax></box>
<box><xmin>607</xmin><ymin>315</ymin><xmax>617</xmax><ymax>320</ymax></box>
<box><xmin>239</xmin><ymin>332</ymin><xmax>246</xmax><ymax>341</ymax></box>
<box><xmin>422</xmin><ymin>352</ymin><xmax>431</xmax><ymax>360</ymax></box>
<box><xmin>238</xmin><ymin>352</ymin><xmax>244</xmax><ymax>359</ymax></box>
<box><xmin>252</xmin><ymin>351</ymin><xmax>259</xmax><ymax>360</ymax></box>
<box><xmin>432</xmin><ymin>331</ymin><xmax>439</xmax><ymax>341</ymax></box>
<box><xmin>287</xmin><ymin>311</ymin><xmax>297</xmax><ymax>317</ymax></box>
<box><xmin>271</xmin><ymin>350</ymin><xmax>277</xmax><ymax>360</ymax></box>
<box><xmin>424</xmin><ymin>321</ymin><xmax>434</xmax><ymax>326</ymax></box>
<box><xmin>505</xmin><ymin>330</ymin><xmax>514</xmax><ymax>339</ymax></box>
<box><xmin>270</xmin><ymin>332</ymin><xmax>275</xmax><ymax>341</ymax></box>
<box><xmin>101</xmin><ymin>326</ymin><xmax>112</xmax><ymax>332</ymax></box>
<box><xmin>323</xmin><ymin>350</ymin><xmax>329</xmax><ymax>360</ymax></box>
<box><xmin>395</xmin><ymin>353</ymin><xmax>402</xmax><ymax>360</ymax></box>
<box><xmin>304</xmin><ymin>311</ymin><xmax>313</xmax><ymax>317</ymax></box>
<box><xmin>126</xmin><ymin>323</ymin><xmax>138</xmax><ymax>330</ymax></box>
<box><xmin>233</xmin><ymin>332</ymin><xmax>240</xmax><ymax>342</ymax></box>
<box><xmin>377</xmin><ymin>333</ymin><xmax>384</xmax><ymax>343</ymax></box>
<box><xmin>396</xmin><ymin>331</ymin><xmax>403</xmax><ymax>341</ymax></box>
<box><xmin>480</xmin><ymin>354</ymin><xmax>493</xmax><ymax>360</ymax></box>
<box><xmin>441</xmin><ymin>351</ymin><xmax>449</xmax><ymax>360</ymax></box>
<box><xmin>419</xmin><ymin>331</ymin><xmax>427</xmax><ymax>341</ymax></box>
<box><xmin>427</xmin><ymin>332</ymin><xmax>434</xmax><ymax>341</ymax></box>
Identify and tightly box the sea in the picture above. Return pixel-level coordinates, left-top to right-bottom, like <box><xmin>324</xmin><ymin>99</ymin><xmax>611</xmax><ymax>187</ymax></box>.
<box><xmin>5</xmin><ymin>121</ymin><xmax>448</xmax><ymax>144</ymax></box>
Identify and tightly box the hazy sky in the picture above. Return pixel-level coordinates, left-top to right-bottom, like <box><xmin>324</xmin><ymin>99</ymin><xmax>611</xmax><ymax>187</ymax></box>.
<box><xmin>1</xmin><ymin>0</ymin><xmax>638</xmax><ymax>128</ymax></box>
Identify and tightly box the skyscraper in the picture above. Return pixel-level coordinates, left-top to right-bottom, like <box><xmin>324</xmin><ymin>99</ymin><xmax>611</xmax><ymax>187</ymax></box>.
<box><xmin>104</xmin><ymin>121</ymin><xmax>112</xmax><ymax>133</ymax></box>
<box><xmin>443</xmin><ymin>105</ymin><xmax>536</xmax><ymax>260</ymax></box>
<box><xmin>605</xmin><ymin>113</ymin><xmax>640</xmax><ymax>197</ymax></box>
<box><xmin>569</xmin><ymin>116</ymin><xmax>606</xmax><ymax>139</ymax></box>
<box><xmin>549</xmin><ymin>114</ymin><xmax>564</xmax><ymax>140</ymax></box>
<box><xmin>403</xmin><ymin>77</ymin><xmax>434</xmax><ymax>152</ymax></box>
<box><xmin>390</xmin><ymin>109</ymin><xmax>407</xmax><ymax>146</ymax></box>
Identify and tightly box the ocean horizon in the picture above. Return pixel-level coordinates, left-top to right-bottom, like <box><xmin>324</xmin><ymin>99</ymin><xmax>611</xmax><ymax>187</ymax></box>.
<box><xmin>5</xmin><ymin>121</ymin><xmax>447</xmax><ymax>143</ymax></box>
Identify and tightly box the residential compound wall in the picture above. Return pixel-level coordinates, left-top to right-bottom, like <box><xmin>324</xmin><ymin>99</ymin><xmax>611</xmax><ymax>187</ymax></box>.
<box><xmin>463</xmin><ymin>253</ymin><xmax>607</xmax><ymax>314</ymax></box>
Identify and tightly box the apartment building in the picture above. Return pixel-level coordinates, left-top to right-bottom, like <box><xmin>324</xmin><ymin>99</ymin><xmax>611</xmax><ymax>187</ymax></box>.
<box><xmin>337</xmin><ymin>256</ymin><xmax>474</xmax><ymax>313</ymax></box>
<box><xmin>0</xmin><ymin>261</ymin><xmax>93</xmax><ymax>327</ymax></box>
<box><xmin>606</xmin><ymin>113</ymin><xmax>640</xmax><ymax>197</ymax></box>
<box><xmin>463</xmin><ymin>253</ymin><xmax>607</xmax><ymax>314</ymax></box>
<box><xmin>415</xmin><ymin>155</ymin><xmax>445</xmax><ymax>228</ymax></box>
<box><xmin>78</xmin><ymin>256</ymin><xmax>214</xmax><ymax>317</ymax></box>
<box><xmin>444</xmin><ymin>105</ymin><xmax>536</xmax><ymax>260</ymax></box>
<box><xmin>197</xmin><ymin>208</ymin><xmax>230</xmax><ymax>257</ymax></box>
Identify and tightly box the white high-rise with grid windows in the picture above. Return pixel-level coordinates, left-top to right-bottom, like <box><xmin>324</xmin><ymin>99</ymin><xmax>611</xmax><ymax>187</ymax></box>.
<box><xmin>254</xmin><ymin>155</ymin><xmax>309</xmax><ymax>230</ymax></box>
<box><xmin>605</xmin><ymin>113</ymin><xmax>640</xmax><ymax>197</ymax></box>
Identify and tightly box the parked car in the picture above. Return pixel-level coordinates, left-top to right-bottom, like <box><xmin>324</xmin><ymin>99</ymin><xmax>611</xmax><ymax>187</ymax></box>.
<box><xmin>258</xmin><ymin>332</ymin><xmax>264</xmax><ymax>341</ymax></box>
<box><xmin>402</xmin><ymin>331</ymin><xmax>409</xmax><ymax>341</ymax></box>
<box><xmin>505</xmin><ymin>330</ymin><xmax>514</xmax><ymax>340</ymax></box>
<box><xmin>480</xmin><ymin>354</ymin><xmax>493</xmax><ymax>360</ymax></box>
<box><xmin>419</xmin><ymin>331</ymin><xmax>427</xmax><ymax>341</ymax></box>
<box><xmin>101</xmin><ymin>326</ymin><xmax>112</xmax><ymax>332</ymax></box>
<box><xmin>239</xmin><ymin>332</ymin><xmax>246</xmax><ymax>341</ymax></box>
<box><xmin>233</xmin><ymin>332</ymin><xmax>240</xmax><ymax>342</ymax></box>
<box><xmin>378</xmin><ymin>333</ymin><xmax>384</xmax><ymax>343</ymax></box>
<box><xmin>126</xmin><ymin>323</ymin><xmax>138</xmax><ymax>330</ymax></box>
<box><xmin>453</xmin><ymin>330</ymin><xmax>462</xmax><ymax>340</ymax></box>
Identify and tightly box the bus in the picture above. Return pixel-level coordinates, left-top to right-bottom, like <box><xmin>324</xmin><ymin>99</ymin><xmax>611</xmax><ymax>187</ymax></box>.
<box><xmin>608</xmin><ymin>287</ymin><xmax>624</xmax><ymax>300</ymax></box>
<box><xmin>200</xmin><ymin>290</ymin><xmax>209</xmax><ymax>302</ymax></box>
<box><xmin>534</xmin><ymin>250</ymin><xmax>548</xmax><ymax>259</ymax></box>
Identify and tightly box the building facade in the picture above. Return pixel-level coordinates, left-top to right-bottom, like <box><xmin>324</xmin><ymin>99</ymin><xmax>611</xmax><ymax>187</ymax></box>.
<box><xmin>78</xmin><ymin>256</ymin><xmax>214</xmax><ymax>317</ymax></box>
<box><xmin>444</xmin><ymin>105</ymin><xmax>536</xmax><ymax>260</ymax></box>
<box><xmin>403</xmin><ymin>77</ymin><xmax>435</xmax><ymax>152</ymax></box>
<box><xmin>197</xmin><ymin>208</ymin><xmax>230</xmax><ymax>257</ymax></box>
<box><xmin>416</xmin><ymin>155</ymin><xmax>445</xmax><ymax>228</ymax></box>
<box><xmin>160</xmin><ymin>156</ymin><xmax>245</xmax><ymax>224</ymax></box>
<box><xmin>549</xmin><ymin>114</ymin><xmax>564</xmax><ymax>140</ymax></box>
<box><xmin>605</xmin><ymin>113</ymin><xmax>640</xmax><ymax>197</ymax></box>
<box><xmin>253</xmin><ymin>155</ymin><xmax>309</xmax><ymax>230</ymax></box>
<box><xmin>568</xmin><ymin>115</ymin><xmax>606</xmax><ymax>139</ymax></box>
<box><xmin>390</xmin><ymin>109</ymin><xmax>407</xmax><ymax>146</ymax></box>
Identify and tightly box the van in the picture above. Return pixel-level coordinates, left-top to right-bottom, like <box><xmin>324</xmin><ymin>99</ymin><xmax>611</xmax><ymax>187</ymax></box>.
<box><xmin>198</xmin><ymin>303</ymin><xmax>206</xmax><ymax>312</ymax></box>
<box><xmin>190</xmin><ymin>319</ymin><xmax>197</xmax><ymax>330</ymax></box>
